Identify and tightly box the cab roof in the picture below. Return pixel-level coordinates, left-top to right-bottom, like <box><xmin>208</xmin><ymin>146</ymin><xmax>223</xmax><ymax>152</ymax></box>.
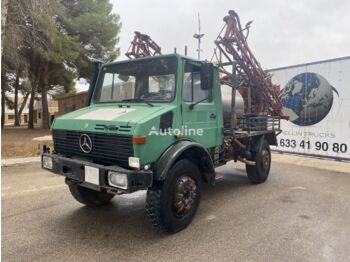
<box><xmin>104</xmin><ymin>53</ymin><xmax>206</xmax><ymax>67</ymax></box>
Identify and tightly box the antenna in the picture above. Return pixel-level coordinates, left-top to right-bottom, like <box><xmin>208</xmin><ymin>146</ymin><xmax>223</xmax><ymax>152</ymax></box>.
<box><xmin>193</xmin><ymin>13</ymin><xmax>204</xmax><ymax>60</ymax></box>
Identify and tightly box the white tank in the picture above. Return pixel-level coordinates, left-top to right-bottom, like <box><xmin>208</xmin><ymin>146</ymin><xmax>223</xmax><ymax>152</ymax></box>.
<box><xmin>221</xmin><ymin>84</ymin><xmax>245</xmax><ymax>119</ymax></box>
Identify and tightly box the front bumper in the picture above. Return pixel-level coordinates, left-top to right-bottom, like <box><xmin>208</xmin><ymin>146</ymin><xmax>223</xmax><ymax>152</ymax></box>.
<box><xmin>41</xmin><ymin>153</ymin><xmax>153</xmax><ymax>193</ymax></box>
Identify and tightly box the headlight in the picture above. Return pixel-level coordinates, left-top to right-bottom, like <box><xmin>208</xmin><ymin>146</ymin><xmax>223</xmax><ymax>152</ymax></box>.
<box><xmin>108</xmin><ymin>171</ymin><xmax>128</xmax><ymax>190</ymax></box>
<box><xmin>42</xmin><ymin>155</ymin><xmax>53</xmax><ymax>169</ymax></box>
<box><xmin>128</xmin><ymin>157</ymin><xmax>140</xmax><ymax>169</ymax></box>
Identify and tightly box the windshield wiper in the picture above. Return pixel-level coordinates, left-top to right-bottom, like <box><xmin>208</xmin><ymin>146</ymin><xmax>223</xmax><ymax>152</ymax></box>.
<box><xmin>121</xmin><ymin>98</ymin><xmax>154</xmax><ymax>107</ymax></box>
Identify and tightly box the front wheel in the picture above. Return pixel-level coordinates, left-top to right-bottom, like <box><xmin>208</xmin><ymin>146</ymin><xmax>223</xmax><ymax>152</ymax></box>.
<box><xmin>146</xmin><ymin>159</ymin><xmax>202</xmax><ymax>233</ymax></box>
<box><xmin>246</xmin><ymin>139</ymin><xmax>271</xmax><ymax>184</ymax></box>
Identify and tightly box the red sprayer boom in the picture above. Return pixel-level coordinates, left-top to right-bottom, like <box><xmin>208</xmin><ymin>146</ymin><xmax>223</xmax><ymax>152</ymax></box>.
<box><xmin>125</xmin><ymin>31</ymin><xmax>162</xmax><ymax>59</ymax></box>
<box><xmin>213</xmin><ymin>10</ymin><xmax>282</xmax><ymax>116</ymax></box>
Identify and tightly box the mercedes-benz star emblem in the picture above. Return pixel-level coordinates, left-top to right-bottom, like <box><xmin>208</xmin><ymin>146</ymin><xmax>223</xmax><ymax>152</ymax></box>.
<box><xmin>79</xmin><ymin>134</ymin><xmax>92</xmax><ymax>153</ymax></box>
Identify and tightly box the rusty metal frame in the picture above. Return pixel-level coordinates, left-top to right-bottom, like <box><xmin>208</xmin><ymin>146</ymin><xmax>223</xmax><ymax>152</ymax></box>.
<box><xmin>125</xmin><ymin>31</ymin><xmax>162</xmax><ymax>59</ymax></box>
<box><xmin>213</xmin><ymin>10</ymin><xmax>282</xmax><ymax>116</ymax></box>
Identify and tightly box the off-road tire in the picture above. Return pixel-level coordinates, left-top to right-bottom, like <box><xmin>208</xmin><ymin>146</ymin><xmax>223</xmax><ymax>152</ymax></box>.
<box><xmin>68</xmin><ymin>184</ymin><xmax>114</xmax><ymax>207</ymax></box>
<box><xmin>146</xmin><ymin>159</ymin><xmax>202</xmax><ymax>233</ymax></box>
<box><xmin>246</xmin><ymin>139</ymin><xmax>271</xmax><ymax>184</ymax></box>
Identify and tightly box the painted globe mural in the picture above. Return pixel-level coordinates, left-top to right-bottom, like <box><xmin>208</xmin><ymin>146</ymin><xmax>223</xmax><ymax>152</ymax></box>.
<box><xmin>281</xmin><ymin>72</ymin><xmax>333</xmax><ymax>126</ymax></box>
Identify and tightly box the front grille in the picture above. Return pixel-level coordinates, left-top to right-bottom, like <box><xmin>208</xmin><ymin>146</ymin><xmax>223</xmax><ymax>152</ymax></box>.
<box><xmin>53</xmin><ymin>130</ymin><xmax>133</xmax><ymax>166</ymax></box>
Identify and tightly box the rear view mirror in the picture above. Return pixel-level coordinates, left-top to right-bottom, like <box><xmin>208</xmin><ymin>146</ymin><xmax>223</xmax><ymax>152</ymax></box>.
<box><xmin>201</xmin><ymin>62</ymin><xmax>213</xmax><ymax>90</ymax></box>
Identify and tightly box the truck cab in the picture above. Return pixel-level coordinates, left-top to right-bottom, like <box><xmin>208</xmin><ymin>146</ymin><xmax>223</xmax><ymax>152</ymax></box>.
<box><xmin>42</xmin><ymin>54</ymin><xmax>280</xmax><ymax>233</ymax></box>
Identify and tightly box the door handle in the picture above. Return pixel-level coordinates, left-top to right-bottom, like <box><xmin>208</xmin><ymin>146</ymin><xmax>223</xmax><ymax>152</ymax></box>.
<box><xmin>210</xmin><ymin>113</ymin><xmax>216</xmax><ymax>119</ymax></box>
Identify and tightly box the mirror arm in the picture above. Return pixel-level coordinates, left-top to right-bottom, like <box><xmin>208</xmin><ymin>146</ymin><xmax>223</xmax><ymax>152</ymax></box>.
<box><xmin>86</xmin><ymin>61</ymin><xmax>102</xmax><ymax>106</ymax></box>
<box><xmin>189</xmin><ymin>96</ymin><xmax>210</xmax><ymax>110</ymax></box>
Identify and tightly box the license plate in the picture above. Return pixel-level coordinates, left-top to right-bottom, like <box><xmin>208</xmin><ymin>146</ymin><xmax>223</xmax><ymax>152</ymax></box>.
<box><xmin>85</xmin><ymin>166</ymin><xmax>99</xmax><ymax>185</ymax></box>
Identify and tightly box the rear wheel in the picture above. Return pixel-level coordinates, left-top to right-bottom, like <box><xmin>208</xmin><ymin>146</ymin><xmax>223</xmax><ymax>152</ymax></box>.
<box><xmin>146</xmin><ymin>159</ymin><xmax>202</xmax><ymax>233</ymax></box>
<box><xmin>68</xmin><ymin>183</ymin><xmax>114</xmax><ymax>207</ymax></box>
<box><xmin>246</xmin><ymin>139</ymin><xmax>271</xmax><ymax>184</ymax></box>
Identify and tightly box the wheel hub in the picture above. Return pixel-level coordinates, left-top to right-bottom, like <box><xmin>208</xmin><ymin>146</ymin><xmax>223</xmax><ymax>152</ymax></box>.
<box><xmin>261</xmin><ymin>149</ymin><xmax>270</xmax><ymax>171</ymax></box>
<box><xmin>173</xmin><ymin>176</ymin><xmax>197</xmax><ymax>216</ymax></box>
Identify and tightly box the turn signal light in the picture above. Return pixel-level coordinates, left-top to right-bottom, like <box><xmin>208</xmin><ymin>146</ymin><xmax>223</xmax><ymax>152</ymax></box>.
<box><xmin>132</xmin><ymin>136</ymin><xmax>146</xmax><ymax>144</ymax></box>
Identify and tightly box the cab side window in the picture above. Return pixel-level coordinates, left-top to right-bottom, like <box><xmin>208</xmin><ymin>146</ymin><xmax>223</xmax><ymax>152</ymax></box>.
<box><xmin>183</xmin><ymin>63</ymin><xmax>212</xmax><ymax>103</ymax></box>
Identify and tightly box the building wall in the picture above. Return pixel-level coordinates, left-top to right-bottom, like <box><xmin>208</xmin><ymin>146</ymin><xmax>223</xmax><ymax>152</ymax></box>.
<box><xmin>269</xmin><ymin>56</ymin><xmax>350</xmax><ymax>160</ymax></box>
<box><xmin>4</xmin><ymin>113</ymin><xmax>29</xmax><ymax>125</ymax></box>
<box><xmin>35</xmin><ymin>109</ymin><xmax>56</xmax><ymax>126</ymax></box>
<box><xmin>4</xmin><ymin>113</ymin><xmax>14</xmax><ymax>125</ymax></box>
<box><xmin>57</xmin><ymin>92</ymin><xmax>87</xmax><ymax>116</ymax></box>
<box><xmin>4</xmin><ymin>96</ymin><xmax>30</xmax><ymax>126</ymax></box>
<box><xmin>33</xmin><ymin>99</ymin><xmax>58</xmax><ymax>127</ymax></box>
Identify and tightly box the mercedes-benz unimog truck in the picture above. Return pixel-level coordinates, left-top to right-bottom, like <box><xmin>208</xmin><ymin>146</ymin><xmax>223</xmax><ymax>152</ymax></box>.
<box><xmin>41</xmin><ymin>53</ymin><xmax>281</xmax><ymax>233</ymax></box>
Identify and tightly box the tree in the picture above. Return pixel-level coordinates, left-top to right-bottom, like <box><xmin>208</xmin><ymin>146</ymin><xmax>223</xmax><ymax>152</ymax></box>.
<box><xmin>1</xmin><ymin>0</ymin><xmax>10</xmax><ymax>54</ymax></box>
<box><xmin>34</xmin><ymin>2</ymin><xmax>81</xmax><ymax>128</ymax></box>
<box><xmin>1</xmin><ymin>0</ymin><xmax>121</xmax><ymax>129</ymax></box>
<box><xmin>60</xmin><ymin>0</ymin><xmax>121</xmax><ymax>79</ymax></box>
<box><xmin>1</xmin><ymin>69</ymin><xmax>8</xmax><ymax>128</ymax></box>
<box><xmin>1</xmin><ymin>0</ymin><xmax>27</xmax><ymax>128</ymax></box>
<box><xmin>37</xmin><ymin>0</ymin><xmax>121</xmax><ymax>128</ymax></box>
<box><xmin>1</xmin><ymin>0</ymin><xmax>43</xmax><ymax>128</ymax></box>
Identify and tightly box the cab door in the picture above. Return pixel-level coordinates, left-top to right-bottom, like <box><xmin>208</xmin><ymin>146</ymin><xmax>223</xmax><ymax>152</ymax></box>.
<box><xmin>181</xmin><ymin>61</ymin><xmax>221</xmax><ymax>148</ymax></box>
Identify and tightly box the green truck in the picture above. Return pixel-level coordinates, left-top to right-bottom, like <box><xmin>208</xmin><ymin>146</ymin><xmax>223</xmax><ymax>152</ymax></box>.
<box><xmin>41</xmin><ymin>54</ymin><xmax>281</xmax><ymax>233</ymax></box>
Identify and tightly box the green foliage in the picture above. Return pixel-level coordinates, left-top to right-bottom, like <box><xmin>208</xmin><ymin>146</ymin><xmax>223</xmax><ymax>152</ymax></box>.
<box><xmin>60</xmin><ymin>0</ymin><xmax>121</xmax><ymax>79</ymax></box>
<box><xmin>2</xmin><ymin>0</ymin><xmax>121</xmax><ymax>128</ymax></box>
<box><xmin>1</xmin><ymin>0</ymin><xmax>121</xmax><ymax>128</ymax></box>
<box><xmin>2</xmin><ymin>0</ymin><xmax>121</xmax><ymax>94</ymax></box>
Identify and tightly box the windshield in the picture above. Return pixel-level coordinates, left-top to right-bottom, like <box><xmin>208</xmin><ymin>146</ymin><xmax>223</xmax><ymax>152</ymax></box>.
<box><xmin>93</xmin><ymin>57</ymin><xmax>177</xmax><ymax>103</ymax></box>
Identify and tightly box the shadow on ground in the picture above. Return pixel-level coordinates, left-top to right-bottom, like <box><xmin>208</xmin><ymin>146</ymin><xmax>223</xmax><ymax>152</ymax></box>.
<box><xmin>53</xmin><ymin>166</ymin><xmax>252</xmax><ymax>244</ymax></box>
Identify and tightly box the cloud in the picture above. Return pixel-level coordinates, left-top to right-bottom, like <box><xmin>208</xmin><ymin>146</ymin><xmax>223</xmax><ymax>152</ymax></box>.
<box><xmin>111</xmin><ymin>0</ymin><xmax>350</xmax><ymax>69</ymax></box>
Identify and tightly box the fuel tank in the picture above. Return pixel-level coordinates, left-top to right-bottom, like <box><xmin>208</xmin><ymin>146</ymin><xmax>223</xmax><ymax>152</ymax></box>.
<box><xmin>221</xmin><ymin>84</ymin><xmax>244</xmax><ymax>120</ymax></box>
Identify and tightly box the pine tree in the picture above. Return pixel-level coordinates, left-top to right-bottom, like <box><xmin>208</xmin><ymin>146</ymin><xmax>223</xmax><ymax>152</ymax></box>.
<box><xmin>1</xmin><ymin>0</ymin><xmax>121</xmax><ymax>129</ymax></box>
